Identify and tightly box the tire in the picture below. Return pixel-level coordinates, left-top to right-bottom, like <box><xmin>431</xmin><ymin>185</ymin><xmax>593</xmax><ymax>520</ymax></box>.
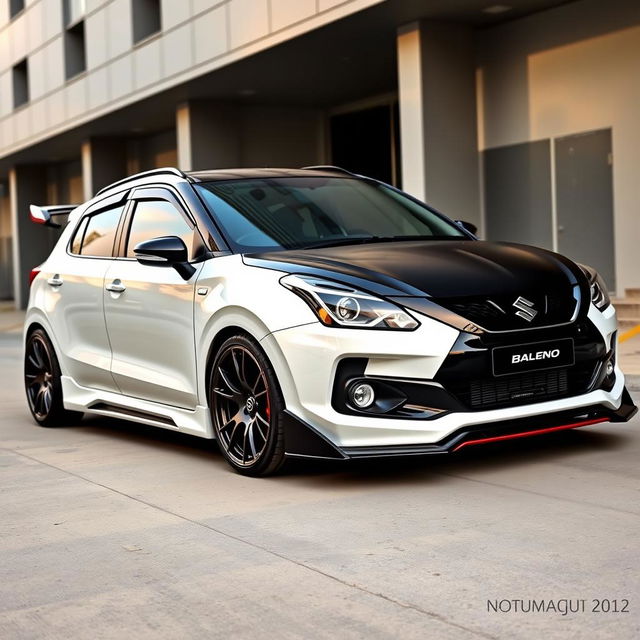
<box><xmin>208</xmin><ymin>334</ymin><xmax>286</xmax><ymax>476</ymax></box>
<box><xmin>24</xmin><ymin>329</ymin><xmax>83</xmax><ymax>428</ymax></box>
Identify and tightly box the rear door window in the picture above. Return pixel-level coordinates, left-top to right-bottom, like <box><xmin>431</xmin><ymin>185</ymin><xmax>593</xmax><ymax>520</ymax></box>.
<box><xmin>77</xmin><ymin>206</ymin><xmax>124</xmax><ymax>257</ymax></box>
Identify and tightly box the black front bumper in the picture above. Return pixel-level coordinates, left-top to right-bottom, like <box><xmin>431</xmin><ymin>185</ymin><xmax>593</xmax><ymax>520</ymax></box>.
<box><xmin>283</xmin><ymin>388</ymin><xmax>637</xmax><ymax>461</ymax></box>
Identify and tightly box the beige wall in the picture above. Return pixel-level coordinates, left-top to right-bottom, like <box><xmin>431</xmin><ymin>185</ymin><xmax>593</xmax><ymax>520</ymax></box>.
<box><xmin>127</xmin><ymin>130</ymin><xmax>177</xmax><ymax>173</ymax></box>
<box><xmin>479</xmin><ymin>0</ymin><xmax>640</xmax><ymax>294</ymax></box>
<box><xmin>0</xmin><ymin>0</ymin><xmax>383</xmax><ymax>163</ymax></box>
<box><xmin>240</xmin><ymin>106</ymin><xmax>325</xmax><ymax>168</ymax></box>
<box><xmin>46</xmin><ymin>159</ymin><xmax>83</xmax><ymax>204</ymax></box>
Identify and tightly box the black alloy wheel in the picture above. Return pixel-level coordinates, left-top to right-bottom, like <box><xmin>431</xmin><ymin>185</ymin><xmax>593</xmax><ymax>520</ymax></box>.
<box><xmin>24</xmin><ymin>329</ymin><xmax>82</xmax><ymax>427</ymax></box>
<box><xmin>210</xmin><ymin>334</ymin><xmax>285</xmax><ymax>476</ymax></box>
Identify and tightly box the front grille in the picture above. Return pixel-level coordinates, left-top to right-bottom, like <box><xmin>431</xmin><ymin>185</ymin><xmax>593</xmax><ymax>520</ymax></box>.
<box><xmin>469</xmin><ymin>369</ymin><xmax>568</xmax><ymax>409</ymax></box>
<box><xmin>446</xmin><ymin>361</ymin><xmax>598</xmax><ymax>410</ymax></box>
<box><xmin>438</xmin><ymin>291</ymin><xmax>577</xmax><ymax>331</ymax></box>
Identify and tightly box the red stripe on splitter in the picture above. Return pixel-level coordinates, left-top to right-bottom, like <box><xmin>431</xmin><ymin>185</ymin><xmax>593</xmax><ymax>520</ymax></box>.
<box><xmin>452</xmin><ymin>417</ymin><xmax>610</xmax><ymax>452</ymax></box>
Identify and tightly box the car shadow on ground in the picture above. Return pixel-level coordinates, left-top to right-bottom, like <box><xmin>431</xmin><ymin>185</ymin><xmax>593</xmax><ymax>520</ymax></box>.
<box><xmin>72</xmin><ymin>412</ymin><xmax>631</xmax><ymax>487</ymax></box>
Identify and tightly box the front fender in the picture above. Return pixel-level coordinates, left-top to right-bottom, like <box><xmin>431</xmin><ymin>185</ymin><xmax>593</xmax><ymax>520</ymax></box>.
<box><xmin>194</xmin><ymin>255</ymin><xmax>320</xmax><ymax>404</ymax></box>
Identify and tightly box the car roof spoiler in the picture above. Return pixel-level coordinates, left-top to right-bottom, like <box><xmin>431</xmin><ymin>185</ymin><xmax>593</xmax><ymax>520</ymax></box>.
<box><xmin>29</xmin><ymin>204</ymin><xmax>79</xmax><ymax>228</ymax></box>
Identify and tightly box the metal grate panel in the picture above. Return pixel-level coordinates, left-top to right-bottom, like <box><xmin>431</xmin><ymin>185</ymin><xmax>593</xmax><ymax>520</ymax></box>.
<box><xmin>469</xmin><ymin>369</ymin><xmax>568</xmax><ymax>409</ymax></box>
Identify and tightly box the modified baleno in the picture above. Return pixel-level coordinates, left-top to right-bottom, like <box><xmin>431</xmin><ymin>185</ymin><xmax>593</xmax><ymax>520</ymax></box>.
<box><xmin>24</xmin><ymin>166</ymin><xmax>636</xmax><ymax>475</ymax></box>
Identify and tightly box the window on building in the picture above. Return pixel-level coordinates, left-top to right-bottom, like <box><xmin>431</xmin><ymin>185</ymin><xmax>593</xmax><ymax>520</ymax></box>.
<box><xmin>132</xmin><ymin>0</ymin><xmax>161</xmax><ymax>44</ymax></box>
<box><xmin>12</xmin><ymin>59</ymin><xmax>29</xmax><ymax>109</ymax></box>
<box><xmin>78</xmin><ymin>206</ymin><xmax>124</xmax><ymax>257</ymax></box>
<box><xmin>126</xmin><ymin>200</ymin><xmax>195</xmax><ymax>258</ymax></box>
<box><xmin>9</xmin><ymin>0</ymin><xmax>25</xmax><ymax>19</ymax></box>
<box><xmin>64</xmin><ymin>21</ymin><xmax>87</xmax><ymax>79</ymax></box>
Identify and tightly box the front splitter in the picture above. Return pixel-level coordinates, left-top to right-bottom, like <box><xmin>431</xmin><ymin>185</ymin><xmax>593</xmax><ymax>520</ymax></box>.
<box><xmin>284</xmin><ymin>387</ymin><xmax>637</xmax><ymax>460</ymax></box>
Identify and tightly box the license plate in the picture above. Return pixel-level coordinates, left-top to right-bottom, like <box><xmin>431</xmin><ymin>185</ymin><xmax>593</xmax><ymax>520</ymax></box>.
<box><xmin>492</xmin><ymin>338</ymin><xmax>574</xmax><ymax>376</ymax></box>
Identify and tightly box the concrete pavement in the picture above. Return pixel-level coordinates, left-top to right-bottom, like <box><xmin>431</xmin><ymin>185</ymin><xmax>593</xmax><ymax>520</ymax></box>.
<box><xmin>0</xmin><ymin>302</ymin><xmax>24</xmax><ymax>334</ymax></box>
<box><xmin>1</xmin><ymin>329</ymin><xmax>640</xmax><ymax>638</ymax></box>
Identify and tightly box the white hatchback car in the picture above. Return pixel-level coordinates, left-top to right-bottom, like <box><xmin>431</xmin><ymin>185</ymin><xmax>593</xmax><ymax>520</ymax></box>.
<box><xmin>24</xmin><ymin>167</ymin><xmax>636</xmax><ymax>475</ymax></box>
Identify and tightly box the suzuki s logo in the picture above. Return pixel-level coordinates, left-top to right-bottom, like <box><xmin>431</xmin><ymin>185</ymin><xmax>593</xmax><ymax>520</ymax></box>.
<box><xmin>513</xmin><ymin>296</ymin><xmax>537</xmax><ymax>322</ymax></box>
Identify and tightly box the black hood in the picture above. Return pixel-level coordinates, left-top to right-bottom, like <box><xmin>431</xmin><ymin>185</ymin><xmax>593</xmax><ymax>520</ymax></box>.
<box><xmin>245</xmin><ymin>240</ymin><xmax>585</xmax><ymax>297</ymax></box>
<box><xmin>244</xmin><ymin>240</ymin><xmax>589</xmax><ymax>332</ymax></box>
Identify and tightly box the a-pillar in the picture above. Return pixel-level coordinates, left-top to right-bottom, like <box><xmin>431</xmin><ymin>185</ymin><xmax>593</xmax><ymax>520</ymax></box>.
<box><xmin>397</xmin><ymin>21</ymin><xmax>480</xmax><ymax>226</ymax></box>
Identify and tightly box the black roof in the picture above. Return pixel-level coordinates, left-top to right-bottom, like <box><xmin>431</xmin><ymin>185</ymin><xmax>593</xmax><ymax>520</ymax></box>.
<box><xmin>187</xmin><ymin>167</ymin><xmax>355</xmax><ymax>182</ymax></box>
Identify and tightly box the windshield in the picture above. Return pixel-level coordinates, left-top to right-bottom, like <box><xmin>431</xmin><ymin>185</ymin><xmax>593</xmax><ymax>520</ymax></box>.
<box><xmin>195</xmin><ymin>176</ymin><xmax>468</xmax><ymax>252</ymax></box>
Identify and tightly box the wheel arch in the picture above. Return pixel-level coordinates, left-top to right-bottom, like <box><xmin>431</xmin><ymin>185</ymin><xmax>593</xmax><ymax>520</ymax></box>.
<box><xmin>203</xmin><ymin>325</ymin><xmax>251</xmax><ymax>401</ymax></box>
<box><xmin>25</xmin><ymin>321</ymin><xmax>46</xmax><ymax>338</ymax></box>
<box><xmin>197</xmin><ymin>306</ymin><xmax>274</xmax><ymax>402</ymax></box>
<box><xmin>202</xmin><ymin>322</ymin><xmax>290</xmax><ymax>408</ymax></box>
<box><xmin>24</xmin><ymin>313</ymin><xmax>57</xmax><ymax>348</ymax></box>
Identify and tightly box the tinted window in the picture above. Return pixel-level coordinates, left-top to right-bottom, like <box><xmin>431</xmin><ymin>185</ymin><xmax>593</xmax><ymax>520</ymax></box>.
<box><xmin>126</xmin><ymin>200</ymin><xmax>195</xmax><ymax>258</ymax></box>
<box><xmin>195</xmin><ymin>177</ymin><xmax>466</xmax><ymax>252</ymax></box>
<box><xmin>79</xmin><ymin>206</ymin><xmax>124</xmax><ymax>257</ymax></box>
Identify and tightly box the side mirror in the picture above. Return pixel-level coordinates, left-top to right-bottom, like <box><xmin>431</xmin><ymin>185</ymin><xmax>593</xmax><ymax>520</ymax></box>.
<box><xmin>455</xmin><ymin>220</ymin><xmax>478</xmax><ymax>236</ymax></box>
<box><xmin>134</xmin><ymin>236</ymin><xmax>196</xmax><ymax>280</ymax></box>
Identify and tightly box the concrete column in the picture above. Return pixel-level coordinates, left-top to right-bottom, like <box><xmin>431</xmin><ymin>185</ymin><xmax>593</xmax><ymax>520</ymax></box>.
<box><xmin>176</xmin><ymin>101</ymin><xmax>240</xmax><ymax>171</ymax></box>
<box><xmin>9</xmin><ymin>165</ymin><xmax>57</xmax><ymax>309</ymax></box>
<box><xmin>397</xmin><ymin>21</ymin><xmax>480</xmax><ymax>225</ymax></box>
<box><xmin>81</xmin><ymin>137</ymin><xmax>128</xmax><ymax>200</ymax></box>
<box><xmin>0</xmin><ymin>183</ymin><xmax>13</xmax><ymax>301</ymax></box>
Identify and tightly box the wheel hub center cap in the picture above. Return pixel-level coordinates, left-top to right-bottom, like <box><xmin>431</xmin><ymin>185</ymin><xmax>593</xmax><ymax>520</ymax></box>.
<box><xmin>245</xmin><ymin>396</ymin><xmax>256</xmax><ymax>414</ymax></box>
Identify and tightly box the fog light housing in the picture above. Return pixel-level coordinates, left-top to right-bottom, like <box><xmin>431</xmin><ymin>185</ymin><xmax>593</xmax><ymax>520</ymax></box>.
<box><xmin>350</xmin><ymin>383</ymin><xmax>375</xmax><ymax>408</ymax></box>
<box><xmin>606</xmin><ymin>361</ymin><xmax>614</xmax><ymax>377</ymax></box>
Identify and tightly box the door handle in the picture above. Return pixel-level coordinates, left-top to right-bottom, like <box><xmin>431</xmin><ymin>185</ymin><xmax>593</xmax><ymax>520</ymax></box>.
<box><xmin>106</xmin><ymin>280</ymin><xmax>126</xmax><ymax>294</ymax></box>
<box><xmin>47</xmin><ymin>275</ymin><xmax>63</xmax><ymax>288</ymax></box>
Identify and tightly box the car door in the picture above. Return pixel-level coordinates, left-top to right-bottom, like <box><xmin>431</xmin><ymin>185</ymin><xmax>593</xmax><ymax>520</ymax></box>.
<box><xmin>44</xmin><ymin>198</ymin><xmax>127</xmax><ymax>392</ymax></box>
<box><xmin>103</xmin><ymin>188</ymin><xmax>203</xmax><ymax>409</ymax></box>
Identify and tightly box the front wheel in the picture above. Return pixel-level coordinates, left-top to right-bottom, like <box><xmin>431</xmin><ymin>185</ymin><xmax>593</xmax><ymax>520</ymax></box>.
<box><xmin>24</xmin><ymin>329</ymin><xmax>82</xmax><ymax>427</ymax></box>
<box><xmin>209</xmin><ymin>334</ymin><xmax>285</xmax><ymax>476</ymax></box>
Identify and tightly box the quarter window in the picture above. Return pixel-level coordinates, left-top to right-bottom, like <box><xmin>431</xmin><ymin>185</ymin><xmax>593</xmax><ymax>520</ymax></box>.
<box><xmin>70</xmin><ymin>216</ymin><xmax>89</xmax><ymax>254</ymax></box>
<box><xmin>126</xmin><ymin>200</ymin><xmax>195</xmax><ymax>259</ymax></box>
<box><xmin>74</xmin><ymin>206</ymin><xmax>124</xmax><ymax>257</ymax></box>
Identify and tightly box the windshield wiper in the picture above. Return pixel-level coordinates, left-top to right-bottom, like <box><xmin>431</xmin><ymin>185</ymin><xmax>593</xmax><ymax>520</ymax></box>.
<box><xmin>300</xmin><ymin>235</ymin><xmax>462</xmax><ymax>249</ymax></box>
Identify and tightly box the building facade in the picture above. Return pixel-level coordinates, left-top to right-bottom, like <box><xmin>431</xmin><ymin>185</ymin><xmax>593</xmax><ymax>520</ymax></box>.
<box><xmin>0</xmin><ymin>0</ymin><xmax>638</xmax><ymax>307</ymax></box>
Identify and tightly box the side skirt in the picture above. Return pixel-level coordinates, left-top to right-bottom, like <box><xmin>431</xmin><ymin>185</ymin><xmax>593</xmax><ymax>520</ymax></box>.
<box><xmin>61</xmin><ymin>376</ymin><xmax>214</xmax><ymax>438</ymax></box>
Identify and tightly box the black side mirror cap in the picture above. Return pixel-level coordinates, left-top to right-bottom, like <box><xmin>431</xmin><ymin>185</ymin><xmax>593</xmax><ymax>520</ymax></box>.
<box><xmin>134</xmin><ymin>236</ymin><xmax>196</xmax><ymax>280</ymax></box>
<box><xmin>455</xmin><ymin>220</ymin><xmax>478</xmax><ymax>236</ymax></box>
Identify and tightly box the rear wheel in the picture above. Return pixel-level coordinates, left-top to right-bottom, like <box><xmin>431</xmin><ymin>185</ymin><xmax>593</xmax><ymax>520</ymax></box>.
<box><xmin>24</xmin><ymin>329</ymin><xmax>82</xmax><ymax>427</ymax></box>
<box><xmin>209</xmin><ymin>334</ymin><xmax>285</xmax><ymax>476</ymax></box>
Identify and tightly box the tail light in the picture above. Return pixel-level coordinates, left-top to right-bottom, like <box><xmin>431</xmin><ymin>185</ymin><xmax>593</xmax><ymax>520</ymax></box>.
<box><xmin>29</xmin><ymin>268</ymin><xmax>41</xmax><ymax>287</ymax></box>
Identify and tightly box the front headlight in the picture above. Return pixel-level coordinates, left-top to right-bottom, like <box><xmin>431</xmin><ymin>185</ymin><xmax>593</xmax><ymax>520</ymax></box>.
<box><xmin>579</xmin><ymin>264</ymin><xmax>611</xmax><ymax>311</ymax></box>
<box><xmin>280</xmin><ymin>274</ymin><xmax>419</xmax><ymax>330</ymax></box>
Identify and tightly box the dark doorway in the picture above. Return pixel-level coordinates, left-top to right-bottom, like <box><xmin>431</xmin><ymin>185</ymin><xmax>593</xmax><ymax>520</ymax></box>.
<box><xmin>484</xmin><ymin>139</ymin><xmax>553</xmax><ymax>250</ymax></box>
<box><xmin>330</xmin><ymin>103</ymin><xmax>400</xmax><ymax>185</ymax></box>
<box><xmin>555</xmin><ymin>128</ymin><xmax>615</xmax><ymax>291</ymax></box>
